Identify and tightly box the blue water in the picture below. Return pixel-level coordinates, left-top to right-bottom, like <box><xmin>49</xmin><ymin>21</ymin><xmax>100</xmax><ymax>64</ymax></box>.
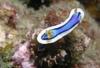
<box><xmin>42</xmin><ymin>12</ymin><xmax>81</xmax><ymax>40</ymax></box>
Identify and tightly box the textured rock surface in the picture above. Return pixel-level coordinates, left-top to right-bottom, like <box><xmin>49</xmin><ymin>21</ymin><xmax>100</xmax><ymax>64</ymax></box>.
<box><xmin>0</xmin><ymin>0</ymin><xmax>99</xmax><ymax>68</ymax></box>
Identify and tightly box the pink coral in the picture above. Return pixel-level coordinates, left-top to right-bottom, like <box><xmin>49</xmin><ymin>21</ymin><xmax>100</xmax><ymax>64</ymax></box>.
<box><xmin>12</xmin><ymin>41</ymin><xmax>36</xmax><ymax>68</ymax></box>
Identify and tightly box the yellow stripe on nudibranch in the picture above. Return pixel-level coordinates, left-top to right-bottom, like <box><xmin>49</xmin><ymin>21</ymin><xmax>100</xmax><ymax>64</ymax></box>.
<box><xmin>46</xmin><ymin>30</ymin><xmax>53</xmax><ymax>39</ymax></box>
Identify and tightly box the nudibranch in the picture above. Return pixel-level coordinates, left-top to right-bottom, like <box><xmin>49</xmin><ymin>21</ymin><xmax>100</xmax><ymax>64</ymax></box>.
<box><xmin>37</xmin><ymin>8</ymin><xmax>84</xmax><ymax>44</ymax></box>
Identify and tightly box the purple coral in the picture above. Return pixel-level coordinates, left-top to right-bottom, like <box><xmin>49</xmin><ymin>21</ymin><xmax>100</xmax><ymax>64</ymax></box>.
<box><xmin>12</xmin><ymin>41</ymin><xmax>36</xmax><ymax>68</ymax></box>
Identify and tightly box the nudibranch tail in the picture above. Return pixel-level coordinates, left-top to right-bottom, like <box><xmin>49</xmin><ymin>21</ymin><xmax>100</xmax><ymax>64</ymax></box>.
<box><xmin>37</xmin><ymin>8</ymin><xmax>84</xmax><ymax>44</ymax></box>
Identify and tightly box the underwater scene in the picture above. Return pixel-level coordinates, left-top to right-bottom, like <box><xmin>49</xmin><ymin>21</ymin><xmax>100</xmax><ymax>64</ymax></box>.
<box><xmin>0</xmin><ymin>0</ymin><xmax>100</xmax><ymax>68</ymax></box>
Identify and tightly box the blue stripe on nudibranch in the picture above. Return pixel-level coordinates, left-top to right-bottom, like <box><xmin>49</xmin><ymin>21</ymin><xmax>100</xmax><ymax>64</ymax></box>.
<box><xmin>42</xmin><ymin>12</ymin><xmax>81</xmax><ymax>40</ymax></box>
<box><xmin>37</xmin><ymin>8</ymin><xmax>84</xmax><ymax>44</ymax></box>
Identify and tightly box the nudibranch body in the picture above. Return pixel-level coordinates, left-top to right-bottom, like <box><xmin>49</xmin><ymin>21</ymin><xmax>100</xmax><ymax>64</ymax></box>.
<box><xmin>37</xmin><ymin>8</ymin><xmax>84</xmax><ymax>44</ymax></box>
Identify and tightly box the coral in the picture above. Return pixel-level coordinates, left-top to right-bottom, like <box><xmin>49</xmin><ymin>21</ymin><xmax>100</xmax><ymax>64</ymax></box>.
<box><xmin>0</xmin><ymin>0</ymin><xmax>99</xmax><ymax>68</ymax></box>
<box><xmin>0</xmin><ymin>41</ymin><xmax>13</xmax><ymax>68</ymax></box>
<box><xmin>0</xmin><ymin>2</ymin><xmax>17</xmax><ymax>29</ymax></box>
<box><xmin>78</xmin><ymin>0</ymin><xmax>100</xmax><ymax>24</ymax></box>
<box><xmin>12</xmin><ymin>40</ymin><xmax>36</xmax><ymax>68</ymax></box>
<box><xmin>44</xmin><ymin>9</ymin><xmax>63</xmax><ymax>26</ymax></box>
